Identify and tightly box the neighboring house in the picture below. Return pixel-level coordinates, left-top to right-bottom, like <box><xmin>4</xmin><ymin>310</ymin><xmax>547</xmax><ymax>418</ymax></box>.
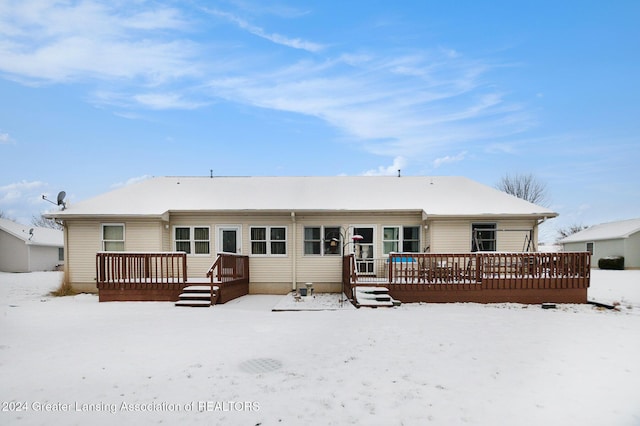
<box><xmin>560</xmin><ymin>218</ymin><xmax>640</xmax><ymax>269</ymax></box>
<box><xmin>0</xmin><ymin>218</ymin><xmax>64</xmax><ymax>273</ymax></box>
<box><xmin>47</xmin><ymin>175</ymin><xmax>568</xmax><ymax>297</ymax></box>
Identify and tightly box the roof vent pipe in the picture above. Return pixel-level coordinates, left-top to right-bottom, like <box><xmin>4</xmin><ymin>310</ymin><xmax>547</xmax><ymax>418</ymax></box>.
<box><xmin>397</xmin><ymin>169</ymin><xmax>401</xmax><ymax>177</ymax></box>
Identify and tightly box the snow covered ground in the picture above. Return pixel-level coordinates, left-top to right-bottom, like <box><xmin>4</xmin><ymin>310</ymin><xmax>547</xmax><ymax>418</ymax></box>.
<box><xmin>1</xmin><ymin>270</ymin><xmax>639</xmax><ymax>425</ymax></box>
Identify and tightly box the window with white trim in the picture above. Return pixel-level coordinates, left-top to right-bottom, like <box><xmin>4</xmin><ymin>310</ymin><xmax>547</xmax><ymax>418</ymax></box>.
<box><xmin>102</xmin><ymin>224</ymin><xmax>124</xmax><ymax>251</ymax></box>
<box><xmin>251</xmin><ymin>226</ymin><xmax>287</xmax><ymax>256</ymax></box>
<box><xmin>383</xmin><ymin>226</ymin><xmax>420</xmax><ymax>254</ymax></box>
<box><xmin>471</xmin><ymin>223</ymin><xmax>496</xmax><ymax>252</ymax></box>
<box><xmin>304</xmin><ymin>226</ymin><xmax>341</xmax><ymax>255</ymax></box>
<box><xmin>174</xmin><ymin>226</ymin><xmax>210</xmax><ymax>255</ymax></box>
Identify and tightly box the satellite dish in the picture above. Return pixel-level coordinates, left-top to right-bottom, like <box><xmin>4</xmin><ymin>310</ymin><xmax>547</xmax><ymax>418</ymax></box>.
<box><xmin>42</xmin><ymin>191</ymin><xmax>67</xmax><ymax>209</ymax></box>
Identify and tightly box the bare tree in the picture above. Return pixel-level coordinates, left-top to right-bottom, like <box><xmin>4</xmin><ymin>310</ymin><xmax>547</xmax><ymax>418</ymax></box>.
<box><xmin>557</xmin><ymin>224</ymin><xmax>588</xmax><ymax>241</ymax></box>
<box><xmin>496</xmin><ymin>173</ymin><xmax>549</xmax><ymax>206</ymax></box>
<box><xmin>31</xmin><ymin>214</ymin><xmax>63</xmax><ymax>230</ymax></box>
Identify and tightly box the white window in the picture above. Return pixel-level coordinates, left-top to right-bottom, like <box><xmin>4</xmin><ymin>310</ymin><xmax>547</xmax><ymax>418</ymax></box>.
<box><xmin>383</xmin><ymin>226</ymin><xmax>420</xmax><ymax>254</ymax></box>
<box><xmin>251</xmin><ymin>226</ymin><xmax>287</xmax><ymax>256</ymax></box>
<box><xmin>102</xmin><ymin>224</ymin><xmax>124</xmax><ymax>251</ymax></box>
<box><xmin>472</xmin><ymin>223</ymin><xmax>497</xmax><ymax>252</ymax></box>
<box><xmin>174</xmin><ymin>226</ymin><xmax>210</xmax><ymax>255</ymax></box>
<box><xmin>58</xmin><ymin>247</ymin><xmax>64</xmax><ymax>261</ymax></box>
<box><xmin>304</xmin><ymin>226</ymin><xmax>341</xmax><ymax>256</ymax></box>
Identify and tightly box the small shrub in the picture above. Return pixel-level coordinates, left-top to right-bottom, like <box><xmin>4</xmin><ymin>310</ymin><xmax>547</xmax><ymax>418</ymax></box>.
<box><xmin>598</xmin><ymin>256</ymin><xmax>625</xmax><ymax>270</ymax></box>
<box><xmin>50</xmin><ymin>281</ymin><xmax>78</xmax><ymax>297</ymax></box>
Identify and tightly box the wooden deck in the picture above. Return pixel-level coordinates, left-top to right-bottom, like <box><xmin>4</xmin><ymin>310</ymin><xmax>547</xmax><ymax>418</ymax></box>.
<box><xmin>343</xmin><ymin>252</ymin><xmax>591</xmax><ymax>304</ymax></box>
<box><xmin>96</xmin><ymin>252</ymin><xmax>249</xmax><ymax>303</ymax></box>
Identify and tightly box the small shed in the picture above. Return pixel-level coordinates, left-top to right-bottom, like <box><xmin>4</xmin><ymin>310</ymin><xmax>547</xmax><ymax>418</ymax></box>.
<box><xmin>559</xmin><ymin>218</ymin><xmax>640</xmax><ymax>269</ymax></box>
<box><xmin>0</xmin><ymin>218</ymin><xmax>64</xmax><ymax>272</ymax></box>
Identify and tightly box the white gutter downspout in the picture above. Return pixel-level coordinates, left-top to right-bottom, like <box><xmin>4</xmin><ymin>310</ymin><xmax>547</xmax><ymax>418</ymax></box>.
<box><xmin>291</xmin><ymin>211</ymin><xmax>297</xmax><ymax>291</ymax></box>
<box><xmin>534</xmin><ymin>216</ymin><xmax>550</xmax><ymax>252</ymax></box>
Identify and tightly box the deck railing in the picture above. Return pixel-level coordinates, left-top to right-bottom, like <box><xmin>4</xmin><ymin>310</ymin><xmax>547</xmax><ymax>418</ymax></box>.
<box><xmin>96</xmin><ymin>251</ymin><xmax>188</xmax><ymax>284</ymax></box>
<box><xmin>347</xmin><ymin>252</ymin><xmax>591</xmax><ymax>285</ymax></box>
<box><xmin>345</xmin><ymin>252</ymin><xmax>591</xmax><ymax>304</ymax></box>
<box><xmin>206</xmin><ymin>253</ymin><xmax>250</xmax><ymax>304</ymax></box>
<box><xmin>206</xmin><ymin>253</ymin><xmax>250</xmax><ymax>282</ymax></box>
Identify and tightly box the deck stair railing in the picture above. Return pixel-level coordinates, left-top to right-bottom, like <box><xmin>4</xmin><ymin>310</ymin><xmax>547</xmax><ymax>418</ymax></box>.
<box><xmin>206</xmin><ymin>253</ymin><xmax>250</xmax><ymax>304</ymax></box>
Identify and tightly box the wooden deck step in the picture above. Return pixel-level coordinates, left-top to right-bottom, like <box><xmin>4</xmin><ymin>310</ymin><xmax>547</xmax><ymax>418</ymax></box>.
<box><xmin>175</xmin><ymin>300</ymin><xmax>212</xmax><ymax>307</ymax></box>
<box><xmin>353</xmin><ymin>286</ymin><xmax>396</xmax><ymax>308</ymax></box>
<box><xmin>175</xmin><ymin>284</ymin><xmax>219</xmax><ymax>307</ymax></box>
<box><xmin>178</xmin><ymin>292</ymin><xmax>212</xmax><ymax>299</ymax></box>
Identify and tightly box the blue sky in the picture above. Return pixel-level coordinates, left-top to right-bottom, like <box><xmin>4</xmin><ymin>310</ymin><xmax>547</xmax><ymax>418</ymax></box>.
<box><xmin>1</xmin><ymin>0</ymin><xmax>638</xmax><ymax>242</ymax></box>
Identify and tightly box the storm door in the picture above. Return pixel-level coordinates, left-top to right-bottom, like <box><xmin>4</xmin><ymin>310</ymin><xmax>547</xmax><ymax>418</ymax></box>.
<box><xmin>353</xmin><ymin>227</ymin><xmax>374</xmax><ymax>274</ymax></box>
<box><xmin>218</xmin><ymin>226</ymin><xmax>241</xmax><ymax>254</ymax></box>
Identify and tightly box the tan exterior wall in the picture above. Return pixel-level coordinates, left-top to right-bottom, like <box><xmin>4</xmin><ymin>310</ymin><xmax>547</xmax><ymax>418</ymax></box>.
<box><xmin>293</xmin><ymin>212</ymin><xmax>425</xmax><ymax>290</ymax></box>
<box><xmin>65</xmin><ymin>220</ymin><xmax>164</xmax><ymax>292</ymax></box>
<box><xmin>430</xmin><ymin>218</ymin><xmax>537</xmax><ymax>253</ymax></box>
<box><xmin>429</xmin><ymin>220</ymin><xmax>470</xmax><ymax>252</ymax></box>
<box><xmin>66</xmin><ymin>221</ymin><xmax>101</xmax><ymax>291</ymax></box>
<box><xmin>65</xmin><ymin>212</ymin><xmax>541</xmax><ymax>293</ymax></box>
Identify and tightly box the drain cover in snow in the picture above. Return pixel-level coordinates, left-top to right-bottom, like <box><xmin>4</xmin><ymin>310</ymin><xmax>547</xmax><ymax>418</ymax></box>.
<box><xmin>239</xmin><ymin>358</ymin><xmax>283</xmax><ymax>374</ymax></box>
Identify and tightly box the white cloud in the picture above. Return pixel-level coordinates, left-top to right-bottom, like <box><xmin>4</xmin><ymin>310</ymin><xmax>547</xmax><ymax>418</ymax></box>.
<box><xmin>433</xmin><ymin>151</ymin><xmax>468</xmax><ymax>168</ymax></box>
<box><xmin>204</xmin><ymin>8</ymin><xmax>324</xmax><ymax>53</ymax></box>
<box><xmin>206</xmin><ymin>51</ymin><xmax>531</xmax><ymax>159</ymax></box>
<box><xmin>0</xmin><ymin>132</ymin><xmax>14</xmax><ymax>144</ymax></box>
<box><xmin>362</xmin><ymin>156</ymin><xmax>407</xmax><ymax>176</ymax></box>
<box><xmin>0</xmin><ymin>2</ymin><xmax>533</xmax><ymax>160</ymax></box>
<box><xmin>133</xmin><ymin>93</ymin><xmax>208</xmax><ymax>110</ymax></box>
<box><xmin>0</xmin><ymin>180</ymin><xmax>45</xmax><ymax>199</ymax></box>
<box><xmin>0</xmin><ymin>180</ymin><xmax>49</xmax><ymax>224</ymax></box>
<box><xmin>0</xmin><ymin>1</ymin><xmax>199</xmax><ymax>84</ymax></box>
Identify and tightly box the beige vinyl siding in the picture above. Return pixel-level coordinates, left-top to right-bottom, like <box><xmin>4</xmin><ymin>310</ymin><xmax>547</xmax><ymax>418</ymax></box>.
<box><xmin>125</xmin><ymin>221</ymin><xmax>164</xmax><ymax>251</ymax></box>
<box><xmin>66</xmin><ymin>221</ymin><xmax>101</xmax><ymax>289</ymax></box>
<box><xmin>244</xmin><ymin>221</ymin><xmax>291</xmax><ymax>285</ymax></box>
<box><xmin>170</xmin><ymin>215</ymin><xmax>217</xmax><ymax>277</ymax></box>
<box><xmin>295</xmin><ymin>212</ymin><xmax>424</xmax><ymax>287</ymax></box>
<box><xmin>66</xmin><ymin>220</ymin><xmax>165</xmax><ymax>290</ymax></box>
<box><xmin>430</xmin><ymin>220</ymin><xmax>470</xmax><ymax>252</ymax></box>
<box><xmin>170</xmin><ymin>213</ymin><xmax>294</xmax><ymax>281</ymax></box>
<box><xmin>430</xmin><ymin>218</ymin><xmax>538</xmax><ymax>253</ymax></box>
<box><xmin>495</xmin><ymin>220</ymin><xmax>537</xmax><ymax>252</ymax></box>
<box><xmin>64</xmin><ymin>211</ymin><xmax>543</xmax><ymax>294</ymax></box>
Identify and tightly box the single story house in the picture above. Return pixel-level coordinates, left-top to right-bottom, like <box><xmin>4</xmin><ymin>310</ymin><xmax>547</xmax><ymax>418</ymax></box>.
<box><xmin>0</xmin><ymin>218</ymin><xmax>64</xmax><ymax>273</ymax></box>
<box><xmin>47</xmin><ymin>176</ymin><xmax>590</xmax><ymax>304</ymax></box>
<box><xmin>560</xmin><ymin>218</ymin><xmax>640</xmax><ymax>269</ymax></box>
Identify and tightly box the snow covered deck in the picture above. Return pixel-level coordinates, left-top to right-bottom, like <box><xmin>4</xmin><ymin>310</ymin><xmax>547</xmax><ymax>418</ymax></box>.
<box><xmin>344</xmin><ymin>252</ymin><xmax>591</xmax><ymax>304</ymax></box>
<box><xmin>96</xmin><ymin>252</ymin><xmax>249</xmax><ymax>303</ymax></box>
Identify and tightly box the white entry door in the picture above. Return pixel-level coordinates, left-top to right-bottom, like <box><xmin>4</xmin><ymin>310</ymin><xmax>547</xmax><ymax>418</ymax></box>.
<box><xmin>217</xmin><ymin>226</ymin><xmax>241</xmax><ymax>254</ymax></box>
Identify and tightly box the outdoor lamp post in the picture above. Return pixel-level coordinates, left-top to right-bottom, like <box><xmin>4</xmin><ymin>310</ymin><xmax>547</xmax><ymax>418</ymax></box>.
<box><xmin>326</xmin><ymin>230</ymin><xmax>364</xmax><ymax>306</ymax></box>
